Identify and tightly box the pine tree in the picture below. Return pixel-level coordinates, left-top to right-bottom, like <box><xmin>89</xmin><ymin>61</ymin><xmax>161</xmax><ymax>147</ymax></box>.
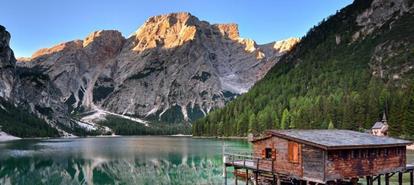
<box><xmin>328</xmin><ymin>120</ymin><xmax>335</xmax><ymax>129</ymax></box>
<box><xmin>281</xmin><ymin>108</ymin><xmax>290</xmax><ymax>130</ymax></box>
<box><xmin>388</xmin><ymin>95</ymin><xmax>405</xmax><ymax>137</ymax></box>
<box><xmin>248</xmin><ymin>113</ymin><xmax>256</xmax><ymax>134</ymax></box>
<box><xmin>257</xmin><ymin>111</ymin><xmax>267</xmax><ymax>132</ymax></box>
<box><xmin>404</xmin><ymin>95</ymin><xmax>414</xmax><ymax>138</ymax></box>
<box><xmin>273</xmin><ymin>115</ymin><xmax>280</xmax><ymax>129</ymax></box>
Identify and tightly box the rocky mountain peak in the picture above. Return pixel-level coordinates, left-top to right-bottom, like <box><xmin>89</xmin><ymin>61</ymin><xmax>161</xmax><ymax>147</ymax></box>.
<box><xmin>144</xmin><ymin>12</ymin><xmax>198</xmax><ymax>26</ymax></box>
<box><xmin>82</xmin><ymin>30</ymin><xmax>126</xmax><ymax>62</ymax></box>
<box><xmin>31</xmin><ymin>40</ymin><xmax>83</xmax><ymax>59</ymax></box>
<box><xmin>272</xmin><ymin>37</ymin><xmax>300</xmax><ymax>53</ymax></box>
<box><xmin>83</xmin><ymin>30</ymin><xmax>124</xmax><ymax>48</ymax></box>
<box><xmin>131</xmin><ymin>12</ymin><xmax>200</xmax><ymax>51</ymax></box>
<box><xmin>259</xmin><ymin>37</ymin><xmax>300</xmax><ymax>58</ymax></box>
<box><xmin>213</xmin><ymin>23</ymin><xmax>240</xmax><ymax>40</ymax></box>
<box><xmin>30</xmin><ymin>30</ymin><xmax>125</xmax><ymax>60</ymax></box>
<box><xmin>0</xmin><ymin>25</ymin><xmax>15</xmax><ymax>68</ymax></box>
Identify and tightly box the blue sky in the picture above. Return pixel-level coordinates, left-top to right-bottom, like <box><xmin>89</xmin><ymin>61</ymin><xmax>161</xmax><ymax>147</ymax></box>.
<box><xmin>1</xmin><ymin>0</ymin><xmax>352</xmax><ymax>57</ymax></box>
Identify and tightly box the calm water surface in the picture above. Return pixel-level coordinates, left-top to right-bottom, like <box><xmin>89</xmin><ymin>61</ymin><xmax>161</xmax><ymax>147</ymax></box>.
<box><xmin>0</xmin><ymin>136</ymin><xmax>250</xmax><ymax>185</ymax></box>
<box><xmin>0</xmin><ymin>137</ymin><xmax>413</xmax><ymax>185</ymax></box>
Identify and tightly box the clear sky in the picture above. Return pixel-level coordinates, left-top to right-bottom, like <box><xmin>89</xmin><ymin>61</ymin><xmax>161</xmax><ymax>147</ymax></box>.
<box><xmin>1</xmin><ymin>0</ymin><xmax>352</xmax><ymax>57</ymax></box>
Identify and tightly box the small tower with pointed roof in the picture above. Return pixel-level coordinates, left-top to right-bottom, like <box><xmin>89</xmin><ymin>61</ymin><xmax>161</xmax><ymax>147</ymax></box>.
<box><xmin>371</xmin><ymin>112</ymin><xmax>389</xmax><ymax>136</ymax></box>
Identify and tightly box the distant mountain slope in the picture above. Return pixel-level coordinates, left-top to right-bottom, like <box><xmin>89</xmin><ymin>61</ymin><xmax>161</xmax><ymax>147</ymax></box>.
<box><xmin>193</xmin><ymin>0</ymin><xmax>414</xmax><ymax>138</ymax></box>
<box><xmin>0</xmin><ymin>13</ymin><xmax>298</xmax><ymax>137</ymax></box>
<box><xmin>0</xmin><ymin>26</ymin><xmax>59</xmax><ymax>137</ymax></box>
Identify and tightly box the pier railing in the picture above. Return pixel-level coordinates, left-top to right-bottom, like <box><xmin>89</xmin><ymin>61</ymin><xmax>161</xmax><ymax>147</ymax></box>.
<box><xmin>223</xmin><ymin>152</ymin><xmax>275</xmax><ymax>173</ymax></box>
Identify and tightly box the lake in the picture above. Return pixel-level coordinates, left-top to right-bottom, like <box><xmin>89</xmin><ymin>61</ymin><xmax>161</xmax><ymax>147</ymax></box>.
<box><xmin>0</xmin><ymin>136</ymin><xmax>249</xmax><ymax>185</ymax></box>
<box><xmin>0</xmin><ymin>137</ymin><xmax>413</xmax><ymax>185</ymax></box>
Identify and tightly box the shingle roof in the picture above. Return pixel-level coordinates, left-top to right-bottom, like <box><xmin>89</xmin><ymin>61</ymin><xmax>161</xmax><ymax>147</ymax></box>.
<box><xmin>372</xmin><ymin>122</ymin><xmax>386</xmax><ymax>129</ymax></box>
<box><xmin>266</xmin><ymin>129</ymin><xmax>412</xmax><ymax>150</ymax></box>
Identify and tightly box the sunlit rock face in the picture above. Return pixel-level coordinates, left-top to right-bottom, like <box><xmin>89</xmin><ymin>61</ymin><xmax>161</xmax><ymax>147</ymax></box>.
<box><xmin>20</xmin><ymin>30</ymin><xmax>125</xmax><ymax>110</ymax></box>
<box><xmin>101</xmin><ymin>12</ymin><xmax>297</xmax><ymax>123</ymax></box>
<box><xmin>15</xmin><ymin>12</ymin><xmax>298</xmax><ymax>133</ymax></box>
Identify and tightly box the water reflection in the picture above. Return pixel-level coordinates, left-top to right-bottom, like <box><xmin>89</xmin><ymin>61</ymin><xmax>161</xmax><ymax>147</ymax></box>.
<box><xmin>0</xmin><ymin>137</ymin><xmax>250</xmax><ymax>185</ymax></box>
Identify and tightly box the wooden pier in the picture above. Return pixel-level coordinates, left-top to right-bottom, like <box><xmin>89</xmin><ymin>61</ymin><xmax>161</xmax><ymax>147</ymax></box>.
<box><xmin>224</xmin><ymin>153</ymin><xmax>414</xmax><ymax>185</ymax></box>
<box><xmin>223</xmin><ymin>129</ymin><xmax>414</xmax><ymax>185</ymax></box>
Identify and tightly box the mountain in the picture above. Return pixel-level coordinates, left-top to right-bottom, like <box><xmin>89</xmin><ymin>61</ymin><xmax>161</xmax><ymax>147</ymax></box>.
<box><xmin>1</xmin><ymin>13</ymin><xmax>298</xmax><ymax>137</ymax></box>
<box><xmin>193</xmin><ymin>0</ymin><xmax>414</xmax><ymax>138</ymax></box>
<box><xmin>0</xmin><ymin>26</ymin><xmax>60</xmax><ymax>137</ymax></box>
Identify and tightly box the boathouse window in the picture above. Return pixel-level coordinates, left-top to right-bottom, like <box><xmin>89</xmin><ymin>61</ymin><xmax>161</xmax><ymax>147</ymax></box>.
<box><xmin>265</xmin><ymin>148</ymin><xmax>272</xmax><ymax>159</ymax></box>
<box><xmin>340</xmin><ymin>151</ymin><xmax>349</xmax><ymax>159</ymax></box>
<box><xmin>352</xmin><ymin>150</ymin><xmax>360</xmax><ymax>159</ymax></box>
<box><xmin>288</xmin><ymin>141</ymin><xmax>299</xmax><ymax>163</ymax></box>
<box><xmin>384</xmin><ymin>148</ymin><xmax>389</xmax><ymax>156</ymax></box>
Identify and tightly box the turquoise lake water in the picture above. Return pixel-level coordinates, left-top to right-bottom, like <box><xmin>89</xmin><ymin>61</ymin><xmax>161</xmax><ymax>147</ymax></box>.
<box><xmin>0</xmin><ymin>136</ymin><xmax>250</xmax><ymax>185</ymax></box>
<box><xmin>0</xmin><ymin>136</ymin><xmax>412</xmax><ymax>185</ymax></box>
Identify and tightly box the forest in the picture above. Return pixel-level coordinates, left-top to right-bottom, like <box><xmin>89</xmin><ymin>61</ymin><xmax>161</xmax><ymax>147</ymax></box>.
<box><xmin>98</xmin><ymin>115</ymin><xmax>192</xmax><ymax>135</ymax></box>
<box><xmin>192</xmin><ymin>0</ymin><xmax>414</xmax><ymax>139</ymax></box>
<box><xmin>0</xmin><ymin>98</ymin><xmax>59</xmax><ymax>137</ymax></box>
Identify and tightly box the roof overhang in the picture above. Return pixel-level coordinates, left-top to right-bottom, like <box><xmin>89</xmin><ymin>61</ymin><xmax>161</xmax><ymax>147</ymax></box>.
<box><xmin>266</xmin><ymin>131</ymin><xmax>413</xmax><ymax>150</ymax></box>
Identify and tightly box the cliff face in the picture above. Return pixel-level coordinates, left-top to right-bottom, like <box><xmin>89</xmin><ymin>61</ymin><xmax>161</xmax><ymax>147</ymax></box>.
<box><xmin>103</xmin><ymin>13</ymin><xmax>298</xmax><ymax>122</ymax></box>
<box><xmin>0</xmin><ymin>25</ymin><xmax>15</xmax><ymax>100</ymax></box>
<box><xmin>13</xmin><ymin>12</ymin><xmax>297</xmax><ymax>134</ymax></box>
<box><xmin>20</xmin><ymin>30</ymin><xmax>125</xmax><ymax>111</ymax></box>
<box><xmin>0</xmin><ymin>26</ymin><xmax>60</xmax><ymax>137</ymax></box>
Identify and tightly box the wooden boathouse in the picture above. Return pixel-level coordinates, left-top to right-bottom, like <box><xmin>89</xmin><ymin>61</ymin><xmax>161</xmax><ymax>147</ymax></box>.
<box><xmin>224</xmin><ymin>129</ymin><xmax>413</xmax><ymax>185</ymax></box>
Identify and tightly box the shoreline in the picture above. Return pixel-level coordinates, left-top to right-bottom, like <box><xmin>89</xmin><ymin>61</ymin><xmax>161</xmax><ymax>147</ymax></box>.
<box><xmin>0</xmin><ymin>131</ymin><xmax>21</xmax><ymax>142</ymax></box>
<box><xmin>192</xmin><ymin>136</ymin><xmax>247</xmax><ymax>140</ymax></box>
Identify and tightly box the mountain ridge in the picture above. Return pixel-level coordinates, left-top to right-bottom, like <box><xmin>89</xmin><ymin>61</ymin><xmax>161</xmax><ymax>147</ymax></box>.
<box><xmin>1</xmin><ymin>12</ymin><xmax>299</xmax><ymax>137</ymax></box>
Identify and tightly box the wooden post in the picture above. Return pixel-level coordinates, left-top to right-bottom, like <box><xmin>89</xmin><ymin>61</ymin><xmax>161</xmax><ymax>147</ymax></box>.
<box><xmin>351</xmin><ymin>178</ymin><xmax>359</xmax><ymax>185</ymax></box>
<box><xmin>246</xmin><ymin>169</ymin><xmax>248</xmax><ymax>185</ymax></box>
<box><xmin>410</xmin><ymin>170</ymin><xmax>413</xmax><ymax>185</ymax></box>
<box><xmin>398</xmin><ymin>172</ymin><xmax>403</xmax><ymax>185</ymax></box>
<box><xmin>223</xmin><ymin>141</ymin><xmax>226</xmax><ymax>184</ymax></box>
<box><xmin>224</xmin><ymin>165</ymin><xmax>227</xmax><ymax>185</ymax></box>
<box><xmin>255</xmin><ymin>171</ymin><xmax>258</xmax><ymax>185</ymax></box>
<box><xmin>272</xmin><ymin>174</ymin><xmax>276</xmax><ymax>185</ymax></box>
<box><xmin>385</xmin><ymin>173</ymin><xmax>390</xmax><ymax>185</ymax></box>
<box><xmin>276</xmin><ymin>175</ymin><xmax>281</xmax><ymax>185</ymax></box>
<box><xmin>366</xmin><ymin>176</ymin><xmax>372</xmax><ymax>185</ymax></box>
<box><xmin>235</xmin><ymin>168</ymin><xmax>238</xmax><ymax>185</ymax></box>
<box><xmin>377</xmin><ymin>175</ymin><xmax>381</xmax><ymax>185</ymax></box>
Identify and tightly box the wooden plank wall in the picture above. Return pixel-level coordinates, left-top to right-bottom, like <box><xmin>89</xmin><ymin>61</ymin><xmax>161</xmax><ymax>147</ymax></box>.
<box><xmin>252</xmin><ymin>137</ymin><xmax>303</xmax><ymax>177</ymax></box>
<box><xmin>302</xmin><ymin>145</ymin><xmax>325</xmax><ymax>182</ymax></box>
<box><xmin>325</xmin><ymin>146</ymin><xmax>407</xmax><ymax>181</ymax></box>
